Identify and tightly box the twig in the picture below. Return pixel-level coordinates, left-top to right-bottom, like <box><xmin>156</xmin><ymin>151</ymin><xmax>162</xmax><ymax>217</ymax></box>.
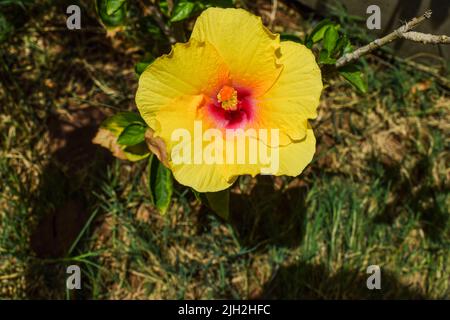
<box><xmin>400</xmin><ymin>31</ymin><xmax>450</xmax><ymax>44</ymax></box>
<box><xmin>269</xmin><ymin>0</ymin><xmax>278</xmax><ymax>29</ymax></box>
<box><xmin>336</xmin><ymin>10</ymin><xmax>435</xmax><ymax>68</ymax></box>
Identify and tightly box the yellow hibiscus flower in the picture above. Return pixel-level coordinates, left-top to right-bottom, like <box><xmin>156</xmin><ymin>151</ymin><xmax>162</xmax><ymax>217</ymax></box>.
<box><xmin>136</xmin><ymin>8</ymin><xmax>322</xmax><ymax>192</ymax></box>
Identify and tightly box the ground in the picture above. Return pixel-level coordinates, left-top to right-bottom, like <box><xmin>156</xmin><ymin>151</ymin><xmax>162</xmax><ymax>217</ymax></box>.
<box><xmin>0</xmin><ymin>0</ymin><xmax>448</xmax><ymax>299</ymax></box>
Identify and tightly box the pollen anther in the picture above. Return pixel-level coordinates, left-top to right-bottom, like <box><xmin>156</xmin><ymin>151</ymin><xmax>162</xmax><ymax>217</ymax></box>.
<box><xmin>217</xmin><ymin>85</ymin><xmax>238</xmax><ymax>111</ymax></box>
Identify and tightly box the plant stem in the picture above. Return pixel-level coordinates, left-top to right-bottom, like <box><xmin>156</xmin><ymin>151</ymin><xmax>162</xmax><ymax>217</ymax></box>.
<box><xmin>336</xmin><ymin>10</ymin><xmax>437</xmax><ymax>68</ymax></box>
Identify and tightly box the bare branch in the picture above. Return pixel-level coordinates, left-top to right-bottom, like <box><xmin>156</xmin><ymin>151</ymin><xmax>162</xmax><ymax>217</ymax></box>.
<box><xmin>335</xmin><ymin>10</ymin><xmax>446</xmax><ymax>68</ymax></box>
<box><xmin>400</xmin><ymin>31</ymin><xmax>450</xmax><ymax>44</ymax></box>
<box><xmin>269</xmin><ymin>0</ymin><xmax>278</xmax><ymax>29</ymax></box>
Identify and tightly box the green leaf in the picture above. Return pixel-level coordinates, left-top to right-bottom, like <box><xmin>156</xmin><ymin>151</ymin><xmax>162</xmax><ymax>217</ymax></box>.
<box><xmin>169</xmin><ymin>0</ymin><xmax>234</xmax><ymax>23</ymax></box>
<box><xmin>339</xmin><ymin>64</ymin><xmax>368</xmax><ymax>94</ymax></box>
<box><xmin>106</xmin><ymin>0</ymin><xmax>126</xmax><ymax>15</ymax></box>
<box><xmin>323</xmin><ymin>26</ymin><xmax>339</xmax><ymax>55</ymax></box>
<box><xmin>123</xmin><ymin>142</ymin><xmax>150</xmax><ymax>161</ymax></box>
<box><xmin>149</xmin><ymin>156</ymin><xmax>173</xmax><ymax>215</ymax></box>
<box><xmin>135</xmin><ymin>54</ymin><xmax>154</xmax><ymax>75</ymax></box>
<box><xmin>101</xmin><ymin>112</ymin><xmax>145</xmax><ymax>136</ymax></box>
<box><xmin>170</xmin><ymin>1</ymin><xmax>196</xmax><ymax>22</ymax></box>
<box><xmin>280</xmin><ymin>33</ymin><xmax>303</xmax><ymax>44</ymax></box>
<box><xmin>96</xmin><ymin>0</ymin><xmax>126</xmax><ymax>28</ymax></box>
<box><xmin>309</xmin><ymin>19</ymin><xmax>333</xmax><ymax>43</ymax></box>
<box><xmin>334</xmin><ymin>34</ymin><xmax>349</xmax><ymax>58</ymax></box>
<box><xmin>135</xmin><ymin>61</ymin><xmax>151</xmax><ymax>75</ymax></box>
<box><xmin>318</xmin><ymin>49</ymin><xmax>336</xmax><ymax>65</ymax></box>
<box><xmin>204</xmin><ymin>189</ymin><xmax>230</xmax><ymax>221</ymax></box>
<box><xmin>117</xmin><ymin>123</ymin><xmax>147</xmax><ymax>146</ymax></box>
<box><xmin>343</xmin><ymin>41</ymin><xmax>353</xmax><ymax>55</ymax></box>
<box><xmin>94</xmin><ymin>112</ymin><xmax>149</xmax><ymax>161</ymax></box>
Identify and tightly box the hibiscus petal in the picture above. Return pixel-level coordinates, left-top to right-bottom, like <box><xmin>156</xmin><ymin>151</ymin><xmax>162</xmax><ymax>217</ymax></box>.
<box><xmin>136</xmin><ymin>39</ymin><xmax>229</xmax><ymax>122</ymax></box>
<box><xmin>221</xmin><ymin>123</ymin><xmax>315</xmax><ymax>181</ymax></box>
<box><xmin>276</xmin><ymin>122</ymin><xmax>316</xmax><ymax>176</ymax></box>
<box><xmin>258</xmin><ymin>41</ymin><xmax>322</xmax><ymax>142</ymax></box>
<box><xmin>190</xmin><ymin>8</ymin><xmax>282</xmax><ymax>97</ymax></box>
<box><xmin>172</xmin><ymin>162</ymin><xmax>235</xmax><ymax>193</ymax></box>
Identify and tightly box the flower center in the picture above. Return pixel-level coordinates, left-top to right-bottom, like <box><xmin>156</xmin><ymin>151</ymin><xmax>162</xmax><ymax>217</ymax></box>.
<box><xmin>206</xmin><ymin>86</ymin><xmax>255</xmax><ymax>130</ymax></box>
<box><xmin>217</xmin><ymin>85</ymin><xmax>238</xmax><ymax>111</ymax></box>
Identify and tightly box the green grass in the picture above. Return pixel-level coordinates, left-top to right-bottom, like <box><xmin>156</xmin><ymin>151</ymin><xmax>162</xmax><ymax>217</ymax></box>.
<box><xmin>0</xmin><ymin>0</ymin><xmax>449</xmax><ymax>299</ymax></box>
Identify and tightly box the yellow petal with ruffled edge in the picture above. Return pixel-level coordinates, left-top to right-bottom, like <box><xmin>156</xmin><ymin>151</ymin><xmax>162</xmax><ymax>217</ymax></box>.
<box><xmin>171</xmin><ymin>124</ymin><xmax>267</xmax><ymax>192</ymax></box>
<box><xmin>172</xmin><ymin>157</ymin><xmax>236</xmax><ymax>193</ymax></box>
<box><xmin>153</xmin><ymin>95</ymin><xmax>235</xmax><ymax>192</ymax></box>
<box><xmin>275</xmin><ymin>122</ymin><xmax>316</xmax><ymax>176</ymax></box>
<box><xmin>136</xmin><ymin>40</ymin><xmax>229</xmax><ymax>122</ymax></box>
<box><xmin>190</xmin><ymin>8</ymin><xmax>282</xmax><ymax>97</ymax></box>
<box><xmin>220</xmin><ymin>122</ymin><xmax>315</xmax><ymax>182</ymax></box>
<box><xmin>257</xmin><ymin>41</ymin><xmax>322</xmax><ymax>143</ymax></box>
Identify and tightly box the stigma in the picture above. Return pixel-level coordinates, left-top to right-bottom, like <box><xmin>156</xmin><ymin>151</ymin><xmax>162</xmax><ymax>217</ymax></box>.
<box><xmin>217</xmin><ymin>85</ymin><xmax>238</xmax><ymax>111</ymax></box>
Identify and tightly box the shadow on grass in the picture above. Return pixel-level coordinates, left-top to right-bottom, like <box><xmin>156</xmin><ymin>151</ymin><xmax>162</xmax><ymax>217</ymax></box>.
<box><xmin>25</xmin><ymin>106</ymin><xmax>110</xmax><ymax>299</ymax></box>
<box><xmin>226</xmin><ymin>176</ymin><xmax>308</xmax><ymax>249</ymax></box>
<box><xmin>16</xmin><ymin>0</ymin><xmax>136</xmax><ymax>299</ymax></box>
<box><xmin>257</xmin><ymin>261</ymin><xmax>426</xmax><ymax>299</ymax></box>
<box><xmin>370</xmin><ymin>157</ymin><xmax>448</xmax><ymax>243</ymax></box>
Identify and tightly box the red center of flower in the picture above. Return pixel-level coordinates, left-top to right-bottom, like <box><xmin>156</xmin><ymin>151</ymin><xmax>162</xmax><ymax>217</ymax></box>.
<box><xmin>207</xmin><ymin>85</ymin><xmax>255</xmax><ymax>129</ymax></box>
